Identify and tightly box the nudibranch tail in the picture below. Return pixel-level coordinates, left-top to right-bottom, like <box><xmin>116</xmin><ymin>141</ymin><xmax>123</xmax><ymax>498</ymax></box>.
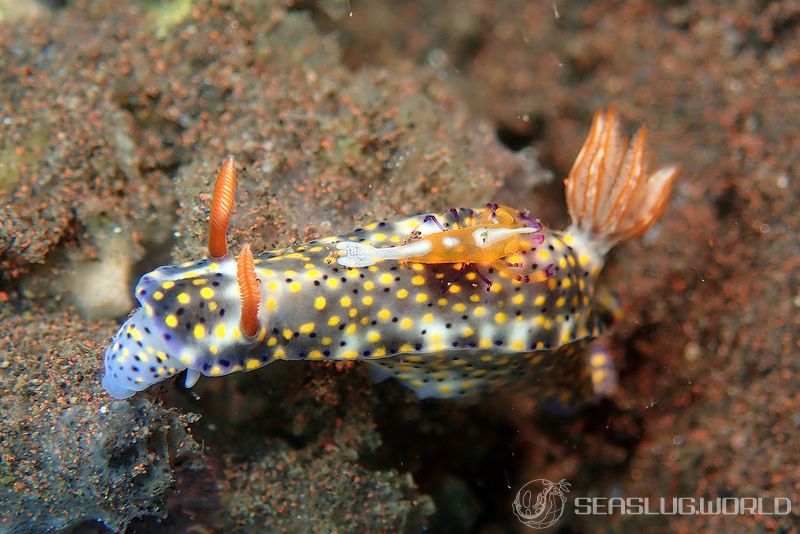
<box><xmin>236</xmin><ymin>243</ymin><xmax>260</xmax><ymax>338</ymax></box>
<box><xmin>208</xmin><ymin>155</ymin><xmax>236</xmax><ymax>258</ymax></box>
<box><xmin>565</xmin><ymin>108</ymin><xmax>679</xmax><ymax>253</ymax></box>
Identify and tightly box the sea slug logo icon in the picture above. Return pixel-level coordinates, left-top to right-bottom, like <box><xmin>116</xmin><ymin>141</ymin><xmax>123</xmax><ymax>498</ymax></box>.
<box><xmin>513</xmin><ymin>478</ymin><xmax>571</xmax><ymax>529</ymax></box>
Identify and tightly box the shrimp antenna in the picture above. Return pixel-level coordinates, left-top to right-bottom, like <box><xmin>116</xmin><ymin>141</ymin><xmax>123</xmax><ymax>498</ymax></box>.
<box><xmin>208</xmin><ymin>155</ymin><xmax>236</xmax><ymax>258</ymax></box>
<box><xmin>236</xmin><ymin>244</ymin><xmax>260</xmax><ymax>338</ymax></box>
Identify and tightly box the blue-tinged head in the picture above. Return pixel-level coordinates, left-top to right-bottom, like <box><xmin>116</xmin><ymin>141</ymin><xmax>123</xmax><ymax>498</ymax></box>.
<box><xmin>101</xmin><ymin>256</ymin><xmax>262</xmax><ymax>399</ymax></box>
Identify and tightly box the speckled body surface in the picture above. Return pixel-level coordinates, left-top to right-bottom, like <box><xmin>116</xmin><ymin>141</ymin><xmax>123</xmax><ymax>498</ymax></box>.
<box><xmin>103</xmin><ymin>206</ymin><xmax>609</xmax><ymax>401</ymax></box>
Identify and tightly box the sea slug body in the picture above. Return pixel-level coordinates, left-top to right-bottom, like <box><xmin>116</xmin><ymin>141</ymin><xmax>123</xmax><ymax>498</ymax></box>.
<box><xmin>101</xmin><ymin>108</ymin><xmax>678</xmax><ymax>403</ymax></box>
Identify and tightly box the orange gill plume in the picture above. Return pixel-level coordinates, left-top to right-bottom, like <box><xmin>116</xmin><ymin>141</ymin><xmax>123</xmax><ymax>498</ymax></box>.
<box><xmin>208</xmin><ymin>156</ymin><xmax>237</xmax><ymax>258</ymax></box>
<box><xmin>565</xmin><ymin>108</ymin><xmax>679</xmax><ymax>250</ymax></box>
<box><xmin>236</xmin><ymin>243</ymin><xmax>260</xmax><ymax>338</ymax></box>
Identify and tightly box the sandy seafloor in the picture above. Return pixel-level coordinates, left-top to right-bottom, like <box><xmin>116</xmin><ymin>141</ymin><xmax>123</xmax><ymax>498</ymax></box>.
<box><xmin>0</xmin><ymin>0</ymin><xmax>798</xmax><ymax>532</ymax></box>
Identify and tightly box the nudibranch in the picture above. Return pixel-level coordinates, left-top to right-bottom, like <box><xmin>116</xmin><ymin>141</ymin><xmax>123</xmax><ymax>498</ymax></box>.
<box><xmin>101</xmin><ymin>109</ymin><xmax>678</xmax><ymax>402</ymax></box>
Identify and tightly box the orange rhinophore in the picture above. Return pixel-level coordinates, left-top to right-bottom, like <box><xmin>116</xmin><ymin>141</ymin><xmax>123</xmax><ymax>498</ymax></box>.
<box><xmin>236</xmin><ymin>243</ymin><xmax>260</xmax><ymax>337</ymax></box>
<box><xmin>565</xmin><ymin>108</ymin><xmax>679</xmax><ymax>253</ymax></box>
<box><xmin>208</xmin><ymin>155</ymin><xmax>237</xmax><ymax>258</ymax></box>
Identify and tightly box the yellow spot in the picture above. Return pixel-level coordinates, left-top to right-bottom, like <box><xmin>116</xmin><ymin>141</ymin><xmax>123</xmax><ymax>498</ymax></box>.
<box><xmin>379</xmin><ymin>273</ymin><xmax>394</xmax><ymax>284</ymax></box>
<box><xmin>341</xmin><ymin>350</ymin><xmax>358</xmax><ymax>360</ymax></box>
<box><xmin>287</xmin><ymin>281</ymin><xmax>301</xmax><ymax>293</ymax></box>
<box><xmin>469</xmin><ymin>294</ymin><xmax>481</xmax><ymax>303</ymax></box>
<box><xmin>232</xmin><ymin>327</ymin><xmax>241</xmax><ymax>340</ymax></box>
<box><xmin>411</xmin><ymin>263</ymin><xmax>425</xmax><ymax>271</ymax></box>
<box><xmin>282</xmin><ymin>328</ymin><xmax>293</xmax><ymax>340</ymax></box>
<box><xmin>399</xmin><ymin>343</ymin><xmax>413</xmax><ymax>352</ymax></box>
<box><xmin>465</xmin><ymin>272</ymin><xmax>477</xmax><ymax>281</ymax></box>
<box><xmin>512</xmin><ymin>294</ymin><xmax>525</xmax><ymax>305</ymax></box>
<box><xmin>413</xmin><ymin>293</ymin><xmax>428</xmax><ymax>304</ymax></box>
<box><xmin>474</xmin><ymin>306</ymin><xmax>487</xmax><ymax>317</ymax></box>
<box><xmin>560</xmin><ymin>329</ymin><xmax>572</xmax><ymax>344</ymax></box>
<box><xmin>562</xmin><ymin>278</ymin><xmax>572</xmax><ymax>288</ymax></box>
<box><xmin>367</xmin><ymin>331</ymin><xmax>381</xmax><ymax>343</ymax></box>
<box><xmin>162</xmin><ymin>281</ymin><xmax>175</xmax><ymax>289</ymax></box>
<box><xmin>193</xmin><ymin>324</ymin><xmax>205</xmax><ymax>339</ymax></box>
<box><xmin>480</xmin><ymin>354</ymin><xmax>494</xmax><ymax>362</ymax></box>
<box><xmin>559</xmin><ymin>257</ymin><xmax>568</xmax><ymax>269</ymax></box>
<box><xmin>327</xmin><ymin>278</ymin><xmax>340</xmax><ymax>289</ymax></box>
<box><xmin>266</xmin><ymin>296</ymin><xmax>277</xmax><ymax>311</ymax></box>
<box><xmin>396</xmin><ymin>288</ymin><xmax>409</xmax><ymax>299</ymax></box>
<box><xmin>507</xmin><ymin>254</ymin><xmax>524</xmax><ymax>265</ymax></box>
<box><xmin>274</xmin><ymin>347</ymin><xmax>286</xmax><ymax>359</ymax></box>
<box><xmin>314</xmin><ymin>296</ymin><xmax>327</xmax><ymax>310</ymax></box>
<box><xmin>511</xmin><ymin>340</ymin><xmax>525</xmax><ymax>350</ymax></box>
<box><xmin>448</xmin><ymin>284</ymin><xmax>461</xmax><ymax>294</ymax></box>
<box><xmin>299</xmin><ymin>322</ymin><xmax>315</xmax><ymax>334</ymax></box>
<box><xmin>538</xmin><ymin>250</ymin><xmax>551</xmax><ymax>261</ymax></box>
<box><xmin>153</xmin><ymin>291</ymin><xmax>164</xmax><ymax>301</ymax></box>
<box><xmin>328</xmin><ymin>315</ymin><xmax>341</xmax><ymax>327</ymax></box>
<box><xmin>165</xmin><ymin>315</ymin><xmax>178</xmax><ymax>328</ymax></box>
<box><xmin>200</xmin><ymin>287</ymin><xmax>215</xmax><ymax>299</ymax></box>
<box><xmin>533</xmin><ymin>315</ymin><xmax>545</xmax><ymax>326</ymax></box>
<box><xmin>322</xmin><ymin>336</ymin><xmax>332</xmax><ymax>346</ymax></box>
<box><xmin>556</xmin><ymin>296</ymin><xmax>566</xmax><ymax>308</ymax></box>
<box><xmin>422</xmin><ymin>313</ymin><xmax>434</xmax><ymax>323</ymax></box>
<box><xmin>372</xmin><ymin>232</ymin><xmax>387</xmax><ymax>241</ymax></box>
<box><xmin>308</xmin><ymin>350</ymin><xmax>323</xmax><ymax>360</ymax></box>
<box><xmin>494</xmin><ymin>312</ymin><xmax>507</xmax><ymax>324</ymax></box>
<box><xmin>268</xmin><ymin>281</ymin><xmax>279</xmax><ymax>291</ymax></box>
<box><xmin>368</xmin><ymin>265</ymin><xmax>379</xmax><ymax>272</ymax></box>
<box><xmin>246</xmin><ymin>358</ymin><xmax>261</xmax><ymax>370</ymax></box>
<box><xmin>377</xmin><ymin>309</ymin><xmax>391</xmax><ymax>321</ymax></box>
<box><xmin>373</xmin><ymin>347</ymin><xmax>386</xmax><ymax>357</ymax></box>
<box><xmin>479</xmin><ymin>339</ymin><xmax>492</xmax><ymax>348</ymax></box>
<box><xmin>363</xmin><ymin>280</ymin><xmax>375</xmax><ymax>291</ymax></box>
<box><xmin>490</xmin><ymin>283</ymin><xmax>502</xmax><ymax>293</ymax></box>
<box><xmin>214</xmin><ymin>323</ymin><xmax>227</xmax><ymax>339</ymax></box>
<box><xmin>180</xmin><ymin>354</ymin><xmax>193</xmax><ymax>365</ymax></box>
<box><xmin>267</xmin><ymin>337</ymin><xmax>278</xmax><ymax>346</ymax></box>
<box><xmin>306</xmin><ymin>269</ymin><xmax>321</xmax><ymax>277</ymax></box>
<box><xmin>177</xmin><ymin>292</ymin><xmax>190</xmax><ymax>304</ymax></box>
<box><xmin>438</xmin><ymin>384</ymin><xmax>452</xmax><ymax>394</ymax></box>
<box><xmin>209</xmin><ymin>301</ymin><xmax>218</xmax><ymax>311</ymax></box>
<box><xmin>534</xmin><ymin>295</ymin><xmax>546</xmax><ymax>306</ymax></box>
<box><xmin>135</xmin><ymin>377</ymin><xmax>144</xmax><ymax>383</ymax></box>
<box><xmin>579</xmin><ymin>254</ymin><xmax>590</xmax><ymax>267</ymax></box>
<box><xmin>210</xmin><ymin>345</ymin><xmax>218</xmax><ymax>355</ymax></box>
<box><xmin>345</xmin><ymin>324</ymin><xmax>357</xmax><ymax>335</ymax></box>
<box><xmin>348</xmin><ymin>308</ymin><xmax>358</xmax><ymax>318</ymax></box>
<box><xmin>137</xmin><ymin>351</ymin><xmax>149</xmax><ymax>362</ymax></box>
<box><xmin>437</xmin><ymin>297</ymin><xmax>448</xmax><ymax>306</ymax></box>
<box><xmin>362</xmin><ymin>295</ymin><xmax>374</xmax><ymax>306</ymax></box>
<box><xmin>411</xmin><ymin>275</ymin><xmax>425</xmax><ymax>286</ymax></box>
<box><xmin>463</xmin><ymin>327</ymin><xmax>474</xmax><ymax>337</ymax></box>
<box><xmin>192</xmin><ymin>278</ymin><xmax>206</xmax><ymax>286</ymax></box>
<box><xmin>453</xmin><ymin>303</ymin><xmax>466</xmax><ymax>313</ymax></box>
<box><xmin>341</xmin><ymin>296</ymin><xmax>353</xmax><ymax>307</ymax></box>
